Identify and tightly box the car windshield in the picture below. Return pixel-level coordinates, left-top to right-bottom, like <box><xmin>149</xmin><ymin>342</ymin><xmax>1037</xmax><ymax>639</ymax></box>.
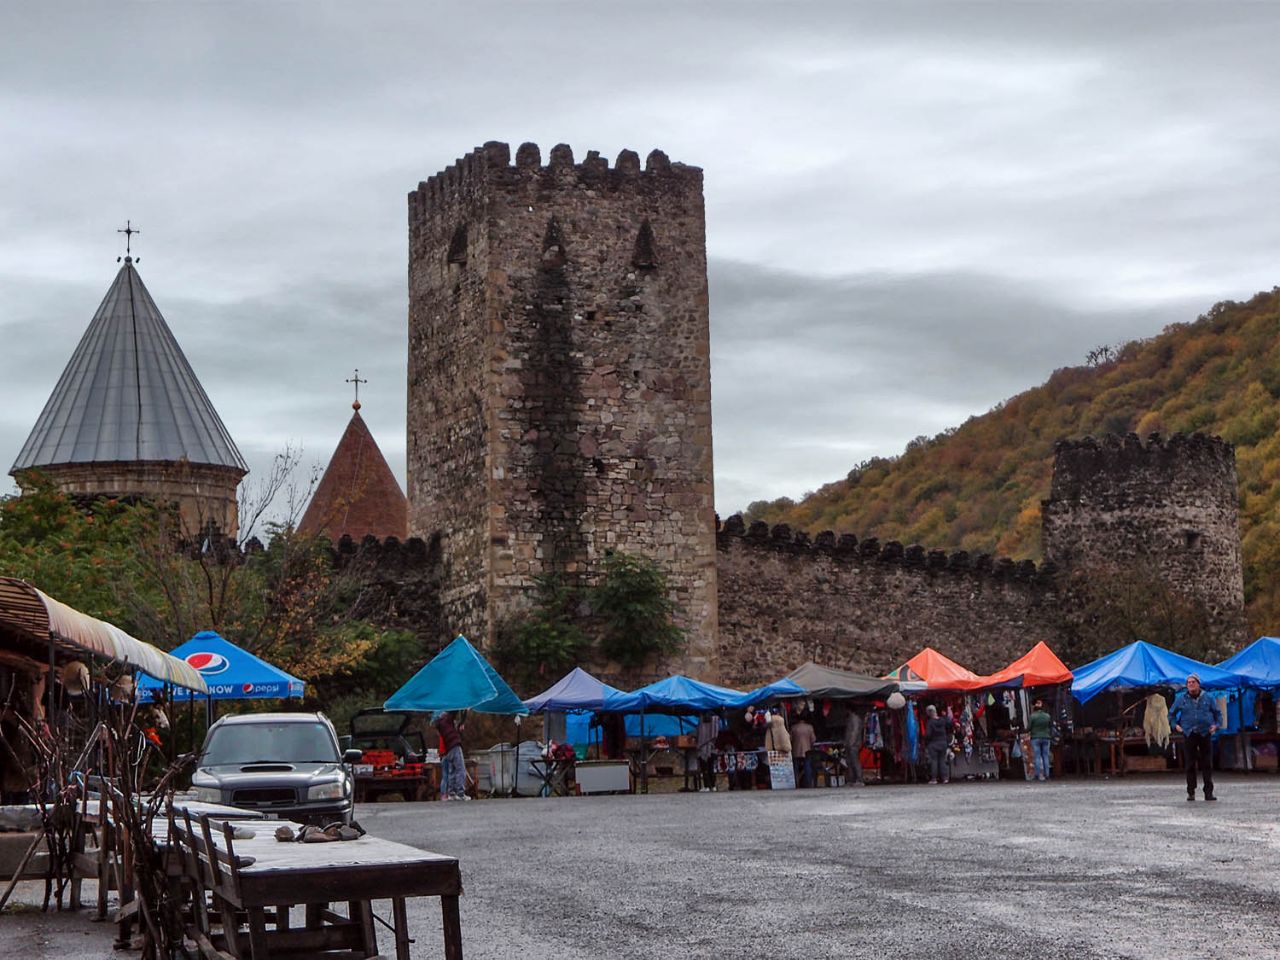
<box><xmin>202</xmin><ymin>721</ymin><xmax>338</xmax><ymax>766</ymax></box>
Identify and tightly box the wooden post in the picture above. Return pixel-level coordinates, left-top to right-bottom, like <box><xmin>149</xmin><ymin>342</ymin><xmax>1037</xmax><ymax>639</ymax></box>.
<box><xmin>441</xmin><ymin>894</ymin><xmax>463</xmax><ymax>960</ymax></box>
<box><xmin>392</xmin><ymin>896</ymin><xmax>411</xmax><ymax>959</ymax></box>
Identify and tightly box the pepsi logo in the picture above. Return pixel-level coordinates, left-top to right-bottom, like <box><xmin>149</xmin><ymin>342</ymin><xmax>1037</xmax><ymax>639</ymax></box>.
<box><xmin>185</xmin><ymin>652</ymin><xmax>230</xmax><ymax>675</ymax></box>
<box><xmin>241</xmin><ymin>682</ymin><xmax>253</xmax><ymax>694</ymax></box>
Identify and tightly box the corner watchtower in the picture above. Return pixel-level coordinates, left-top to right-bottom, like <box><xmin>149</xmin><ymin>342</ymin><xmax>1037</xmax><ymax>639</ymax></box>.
<box><xmin>407</xmin><ymin>141</ymin><xmax>718</xmax><ymax>671</ymax></box>
<box><xmin>1041</xmin><ymin>432</ymin><xmax>1245</xmax><ymax>650</ymax></box>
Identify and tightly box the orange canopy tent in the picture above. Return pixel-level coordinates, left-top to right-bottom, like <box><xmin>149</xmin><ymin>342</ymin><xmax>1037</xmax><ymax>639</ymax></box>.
<box><xmin>885</xmin><ymin>647</ymin><xmax>983</xmax><ymax>690</ymax></box>
<box><xmin>975</xmin><ymin>641</ymin><xmax>1073</xmax><ymax>689</ymax></box>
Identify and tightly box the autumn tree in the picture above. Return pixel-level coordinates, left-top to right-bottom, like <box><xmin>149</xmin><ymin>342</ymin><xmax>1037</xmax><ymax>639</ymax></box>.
<box><xmin>1060</xmin><ymin>564</ymin><xmax>1212</xmax><ymax>663</ymax></box>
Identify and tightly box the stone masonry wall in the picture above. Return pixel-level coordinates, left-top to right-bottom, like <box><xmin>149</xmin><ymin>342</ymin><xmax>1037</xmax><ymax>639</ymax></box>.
<box><xmin>1041</xmin><ymin>432</ymin><xmax>1247</xmax><ymax>651</ymax></box>
<box><xmin>408</xmin><ymin>142</ymin><xmax>718</xmax><ymax>668</ymax></box>
<box><xmin>32</xmin><ymin>461</ymin><xmax>242</xmax><ymax>537</ymax></box>
<box><xmin>715</xmin><ymin>516</ymin><xmax>1066</xmax><ymax>688</ymax></box>
<box><xmin>407</xmin><ymin>145</ymin><xmax>495</xmax><ymax>647</ymax></box>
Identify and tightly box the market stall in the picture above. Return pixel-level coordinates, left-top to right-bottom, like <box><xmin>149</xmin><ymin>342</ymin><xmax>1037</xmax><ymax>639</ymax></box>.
<box><xmin>1217</xmin><ymin>637</ymin><xmax>1280</xmax><ymax>770</ymax></box>
<box><xmin>0</xmin><ymin>577</ymin><xmax>207</xmax><ymax>796</ymax></box>
<box><xmin>384</xmin><ymin>635</ymin><xmax>528</xmax><ymax>798</ymax></box>
<box><xmin>885</xmin><ymin>648</ymin><xmax>998</xmax><ymax>782</ymax></box>
<box><xmin>781</xmin><ymin>662</ymin><xmax>899</xmax><ymax>786</ymax></box>
<box><xmin>625</xmin><ymin>675</ymin><xmax>753</xmax><ymax>792</ymax></box>
<box><xmin>968</xmin><ymin>642</ymin><xmax>1074</xmax><ymax>780</ymax></box>
<box><xmin>1070</xmin><ymin>640</ymin><xmax>1246</xmax><ymax>774</ymax></box>
<box><xmin>523</xmin><ymin>668</ymin><xmax>643</xmax><ymax>795</ymax></box>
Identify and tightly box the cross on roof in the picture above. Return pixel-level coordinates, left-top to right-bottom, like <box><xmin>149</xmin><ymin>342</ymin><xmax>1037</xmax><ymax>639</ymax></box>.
<box><xmin>117</xmin><ymin>220</ymin><xmax>140</xmax><ymax>257</ymax></box>
<box><xmin>346</xmin><ymin>369</ymin><xmax>368</xmax><ymax>410</ymax></box>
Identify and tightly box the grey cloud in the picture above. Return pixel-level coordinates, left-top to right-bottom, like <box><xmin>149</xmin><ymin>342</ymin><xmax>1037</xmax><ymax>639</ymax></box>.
<box><xmin>708</xmin><ymin>259</ymin><xmax>1208</xmax><ymax>514</ymax></box>
<box><xmin>2</xmin><ymin>3</ymin><xmax>1278</xmax><ymax>521</ymax></box>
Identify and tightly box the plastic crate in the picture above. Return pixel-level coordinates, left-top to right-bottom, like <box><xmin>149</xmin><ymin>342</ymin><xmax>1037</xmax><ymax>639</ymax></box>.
<box><xmin>362</xmin><ymin>749</ymin><xmax>397</xmax><ymax>768</ymax></box>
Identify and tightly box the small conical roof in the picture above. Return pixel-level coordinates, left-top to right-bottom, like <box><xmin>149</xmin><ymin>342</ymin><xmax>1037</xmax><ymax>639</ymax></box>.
<box><xmin>10</xmin><ymin>260</ymin><xmax>246</xmax><ymax>475</ymax></box>
<box><xmin>298</xmin><ymin>408</ymin><xmax>407</xmax><ymax>541</ymax></box>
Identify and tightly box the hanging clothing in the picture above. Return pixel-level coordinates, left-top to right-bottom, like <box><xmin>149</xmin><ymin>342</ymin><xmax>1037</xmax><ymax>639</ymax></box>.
<box><xmin>696</xmin><ymin>714</ymin><xmax>721</xmax><ymax>761</ymax></box>
<box><xmin>904</xmin><ymin>701</ymin><xmax>919</xmax><ymax>763</ymax></box>
<box><xmin>765</xmin><ymin>713</ymin><xmax>792</xmax><ymax>754</ymax></box>
<box><xmin>866</xmin><ymin>712</ymin><xmax>884</xmax><ymax>750</ymax></box>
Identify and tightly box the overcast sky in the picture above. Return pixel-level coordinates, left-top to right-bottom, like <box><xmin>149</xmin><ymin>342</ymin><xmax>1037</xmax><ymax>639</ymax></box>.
<box><xmin>3</xmin><ymin>3</ymin><xmax>1278</xmax><ymax>518</ymax></box>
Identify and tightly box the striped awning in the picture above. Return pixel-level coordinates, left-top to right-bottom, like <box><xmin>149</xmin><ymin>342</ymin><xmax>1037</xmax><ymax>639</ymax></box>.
<box><xmin>0</xmin><ymin>577</ymin><xmax>207</xmax><ymax>693</ymax></box>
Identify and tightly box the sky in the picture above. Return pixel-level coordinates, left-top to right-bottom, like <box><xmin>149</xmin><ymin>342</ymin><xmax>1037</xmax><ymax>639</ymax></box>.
<box><xmin>2</xmin><ymin>3</ymin><xmax>1279</xmax><ymax>518</ymax></box>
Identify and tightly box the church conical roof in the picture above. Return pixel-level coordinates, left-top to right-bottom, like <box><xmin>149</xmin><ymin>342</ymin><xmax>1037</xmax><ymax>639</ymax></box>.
<box><xmin>298</xmin><ymin>408</ymin><xmax>407</xmax><ymax>541</ymax></box>
<box><xmin>10</xmin><ymin>260</ymin><xmax>247</xmax><ymax>475</ymax></box>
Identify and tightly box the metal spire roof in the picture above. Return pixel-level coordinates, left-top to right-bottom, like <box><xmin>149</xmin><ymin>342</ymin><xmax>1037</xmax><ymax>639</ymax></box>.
<box><xmin>10</xmin><ymin>259</ymin><xmax>247</xmax><ymax>475</ymax></box>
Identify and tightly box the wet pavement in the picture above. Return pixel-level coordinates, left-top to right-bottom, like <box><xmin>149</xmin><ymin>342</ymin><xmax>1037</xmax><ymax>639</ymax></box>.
<box><xmin>361</xmin><ymin>774</ymin><xmax>1279</xmax><ymax>960</ymax></box>
<box><xmin>1</xmin><ymin>775</ymin><xmax>1274</xmax><ymax>958</ymax></box>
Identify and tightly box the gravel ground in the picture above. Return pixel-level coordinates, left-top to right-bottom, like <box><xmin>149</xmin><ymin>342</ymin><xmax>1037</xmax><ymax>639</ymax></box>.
<box><xmin>1</xmin><ymin>775</ymin><xmax>1275</xmax><ymax>959</ymax></box>
<box><xmin>361</xmin><ymin>774</ymin><xmax>1279</xmax><ymax>960</ymax></box>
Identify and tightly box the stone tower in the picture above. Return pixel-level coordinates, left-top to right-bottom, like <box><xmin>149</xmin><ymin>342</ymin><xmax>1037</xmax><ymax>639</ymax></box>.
<box><xmin>407</xmin><ymin>141</ymin><xmax>718</xmax><ymax>673</ymax></box>
<box><xmin>11</xmin><ymin>258</ymin><xmax>247</xmax><ymax>535</ymax></box>
<box><xmin>1041</xmin><ymin>432</ymin><xmax>1246</xmax><ymax>651</ymax></box>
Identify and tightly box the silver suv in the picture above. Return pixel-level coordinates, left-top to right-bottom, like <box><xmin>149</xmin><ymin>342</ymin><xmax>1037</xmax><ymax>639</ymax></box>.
<box><xmin>192</xmin><ymin>712</ymin><xmax>361</xmax><ymax>824</ymax></box>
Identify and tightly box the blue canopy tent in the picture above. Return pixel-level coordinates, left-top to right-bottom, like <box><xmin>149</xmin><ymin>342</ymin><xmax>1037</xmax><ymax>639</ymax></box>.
<box><xmin>629</xmin><ymin>675</ymin><xmax>749</xmax><ymax>713</ymax></box>
<box><xmin>1218</xmin><ymin>638</ymin><xmax>1280</xmax><ymax>770</ymax></box>
<box><xmin>627</xmin><ymin>675</ymin><xmax>745</xmax><ymax>792</ymax></box>
<box><xmin>736</xmin><ymin>677</ymin><xmax>807</xmax><ymax>706</ymax></box>
<box><xmin>1071</xmin><ymin>640</ymin><xmax>1246</xmax><ymax>704</ymax></box>
<box><xmin>1218</xmin><ymin>637</ymin><xmax>1280</xmax><ymax>690</ymax></box>
<box><xmin>138</xmin><ymin>631</ymin><xmax>305</xmax><ymax>703</ymax></box>
<box><xmin>385</xmin><ymin>636</ymin><xmax>528</xmax><ymax>715</ymax></box>
<box><xmin>523</xmin><ymin>667</ymin><xmax>643</xmax><ymax>713</ymax></box>
<box><xmin>524</xmin><ymin>668</ymin><xmax>646</xmax><ymax>769</ymax></box>
<box><xmin>385</xmin><ymin>636</ymin><xmax>528</xmax><ymax>797</ymax></box>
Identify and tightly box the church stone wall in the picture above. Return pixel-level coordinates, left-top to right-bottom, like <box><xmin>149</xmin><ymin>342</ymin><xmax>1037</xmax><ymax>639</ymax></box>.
<box><xmin>714</xmin><ymin>517</ymin><xmax>1066</xmax><ymax>687</ymax></box>
<box><xmin>30</xmin><ymin>461</ymin><xmax>241</xmax><ymax>537</ymax></box>
<box><xmin>1041</xmin><ymin>432</ymin><xmax>1246</xmax><ymax>651</ymax></box>
<box><xmin>408</xmin><ymin>142</ymin><xmax>718</xmax><ymax>669</ymax></box>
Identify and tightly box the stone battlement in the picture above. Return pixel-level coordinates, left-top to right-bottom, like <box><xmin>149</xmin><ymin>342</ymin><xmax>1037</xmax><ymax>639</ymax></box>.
<box><xmin>1049</xmin><ymin>432</ymin><xmax>1234</xmax><ymax>502</ymax></box>
<box><xmin>410</xmin><ymin>141</ymin><xmax>701</xmax><ymax>215</ymax></box>
<box><xmin>716</xmin><ymin>514</ymin><xmax>1055</xmax><ymax>583</ymax></box>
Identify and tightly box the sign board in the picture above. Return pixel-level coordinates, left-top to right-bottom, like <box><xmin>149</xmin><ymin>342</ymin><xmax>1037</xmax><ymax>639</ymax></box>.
<box><xmin>768</xmin><ymin>756</ymin><xmax>796</xmax><ymax>790</ymax></box>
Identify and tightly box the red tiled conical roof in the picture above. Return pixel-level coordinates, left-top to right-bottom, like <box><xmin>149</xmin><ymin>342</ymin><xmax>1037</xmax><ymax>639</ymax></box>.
<box><xmin>299</xmin><ymin>410</ymin><xmax>407</xmax><ymax>541</ymax></box>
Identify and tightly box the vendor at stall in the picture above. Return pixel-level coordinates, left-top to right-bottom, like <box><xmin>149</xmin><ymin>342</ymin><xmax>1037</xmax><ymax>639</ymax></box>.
<box><xmin>925</xmin><ymin>705</ymin><xmax>951</xmax><ymax>784</ymax></box>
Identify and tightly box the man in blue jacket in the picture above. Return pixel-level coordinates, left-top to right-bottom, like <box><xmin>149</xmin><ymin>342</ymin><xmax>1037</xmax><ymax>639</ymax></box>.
<box><xmin>1168</xmin><ymin>674</ymin><xmax>1219</xmax><ymax>801</ymax></box>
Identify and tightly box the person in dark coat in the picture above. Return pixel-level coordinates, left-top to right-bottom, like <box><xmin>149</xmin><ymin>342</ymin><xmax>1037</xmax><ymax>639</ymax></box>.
<box><xmin>924</xmin><ymin>705</ymin><xmax>950</xmax><ymax>785</ymax></box>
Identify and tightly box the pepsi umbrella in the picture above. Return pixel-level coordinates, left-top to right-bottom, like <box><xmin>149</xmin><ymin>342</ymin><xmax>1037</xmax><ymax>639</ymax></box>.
<box><xmin>137</xmin><ymin>631</ymin><xmax>306</xmax><ymax>702</ymax></box>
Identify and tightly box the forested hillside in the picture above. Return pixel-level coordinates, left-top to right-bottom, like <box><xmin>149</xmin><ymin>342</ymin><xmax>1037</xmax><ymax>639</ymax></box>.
<box><xmin>746</xmin><ymin>287</ymin><xmax>1280</xmax><ymax>635</ymax></box>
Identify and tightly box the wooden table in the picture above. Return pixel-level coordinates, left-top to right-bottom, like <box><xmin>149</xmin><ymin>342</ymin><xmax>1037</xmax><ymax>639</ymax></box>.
<box><xmin>194</xmin><ymin>820</ymin><xmax>463</xmax><ymax>959</ymax></box>
<box><xmin>355</xmin><ymin>771</ymin><xmax>437</xmax><ymax>803</ymax></box>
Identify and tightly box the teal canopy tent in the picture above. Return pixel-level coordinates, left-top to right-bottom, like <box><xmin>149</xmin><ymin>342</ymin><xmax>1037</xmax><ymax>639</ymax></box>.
<box><xmin>384</xmin><ymin>635</ymin><xmax>529</xmax><ymax>715</ymax></box>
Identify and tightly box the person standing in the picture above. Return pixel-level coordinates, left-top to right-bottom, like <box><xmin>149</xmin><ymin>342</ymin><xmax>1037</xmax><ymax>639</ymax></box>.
<box><xmin>433</xmin><ymin>710</ymin><xmax>469</xmax><ymax>801</ymax></box>
<box><xmin>843</xmin><ymin>707</ymin><xmax>865</xmax><ymax>786</ymax></box>
<box><xmin>790</xmin><ymin>714</ymin><xmax>817</xmax><ymax>787</ymax></box>
<box><xmin>1028</xmin><ymin>699</ymin><xmax>1053</xmax><ymax>782</ymax></box>
<box><xmin>924</xmin><ymin>705</ymin><xmax>950</xmax><ymax>785</ymax></box>
<box><xmin>695</xmin><ymin>712</ymin><xmax>721</xmax><ymax>792</ymax></box>
<box><xmin>1169</xmin><ymin>675</ymin><xmax>1219</xmax><ymax>801</ymax></box>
